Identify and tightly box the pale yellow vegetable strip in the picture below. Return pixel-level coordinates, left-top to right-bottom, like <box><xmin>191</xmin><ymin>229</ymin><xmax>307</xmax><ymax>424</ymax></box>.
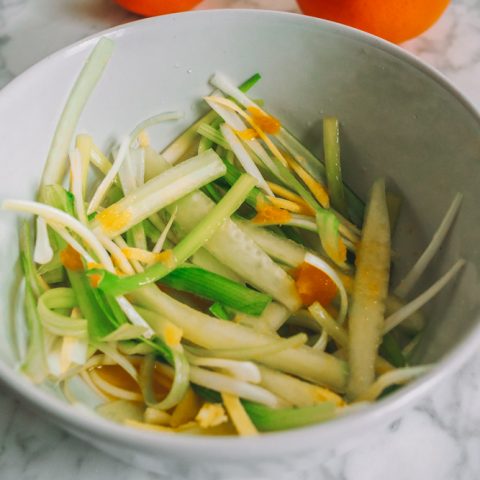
<box><xmin>356</xmin><ymin>366</ymin><xmax>431</xmax><ymax>402</ymax></box>
<box><xmin>257</xmin><ymin>366</ymin><xmax>345</xmax><ymax>408</ymax></box>
<box><xmin>221</xmin><ymin>393</ymin><xmax>258</xmax><ymax>436</ymax></box>
<box><xmin>131</xmin><ymin>285</ymin><xmax>348</xmax><ymax>391</ymax></box>
<box><xmin>190</xmin><ymin>366</ymin><xmax>279</xmax><ymax>407</ymax></box>
<box><xmin>235</xmin><ymin>220</ymin><xmax>306</xmax><ymax>268</ymax></box>
<box><xmin>308</xmin><ymin>302</ymin><xmax>348</xmax><ymax>348</ymax></box>
<box><xmin>347</xmin><ymin>179</ymin><xmax>391</xmax><ymax>399</ymax></box>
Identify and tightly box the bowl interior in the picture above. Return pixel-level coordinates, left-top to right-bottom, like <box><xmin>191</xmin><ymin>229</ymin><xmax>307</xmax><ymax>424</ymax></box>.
<box><xmin>0</xmin><ymin>9</ymin><xmax>479</xmax><ymax>432</ymax></box>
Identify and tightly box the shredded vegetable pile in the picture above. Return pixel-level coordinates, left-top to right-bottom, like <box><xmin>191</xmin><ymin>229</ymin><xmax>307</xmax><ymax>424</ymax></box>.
<box><xmin>4</xmin><ymin>38</ymin><xmax>465</xmax><ymax>436</ymax></box>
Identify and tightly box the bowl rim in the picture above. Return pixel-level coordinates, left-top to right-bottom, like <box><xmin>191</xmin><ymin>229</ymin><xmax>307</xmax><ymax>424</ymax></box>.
<box><xmin>1</xmin><ymin>8</ymin><xmax>479</xmax><ymax>459</ymax></box>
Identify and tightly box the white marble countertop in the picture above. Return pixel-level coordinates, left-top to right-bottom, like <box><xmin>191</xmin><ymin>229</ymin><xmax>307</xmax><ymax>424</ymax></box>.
<box><xmin>1</xmin><ymin>0</ymin><xmax>480</xmax><ymax>479</ymax></box>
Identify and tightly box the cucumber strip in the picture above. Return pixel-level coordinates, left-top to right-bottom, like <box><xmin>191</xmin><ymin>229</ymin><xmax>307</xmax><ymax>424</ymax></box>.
<box><xmin>235</xmin><ymin>302</ymin><xmax>290</xmax><ymax>333</ymax></box>
<box><xmin>40</xmin><ymin>38</ymin><xmax>114</xmax><ymax>188</ymax></box>
<box><xmin>173</xmin><ymin>190</ymin><xmax>301</xmax><ymax>311</ymax></box>
<box><xmin>242</xmin><ymin>400</ymin><xmax>336</xmax><ymax>432</ymax></box>
<box><xmin>348</xmin><ymin>179</ymin><xmax>391</xmax><ymax>399</ymax></box>
<box><xmin>131</xmin><ymin>285</ymin><xmax>348</xmax><ymax>391</ymax></box>
<box><xmin>191</xmin><ymin>248</ymin><xmax>242</xmax><ymax>282</ymax></box>
<box><xmin>94</xmin><ymin>174</ymin><xmax>257</xmax><ymax>296</ymax></box>
<box><xmin>159</xmin><ymin>266</ymin><xmax>272</xmax><ymax>316</ymax></box>
<box><xmin>257</xmin><ymin>365</ymin><xmax>344</xmax><ymax>408</ymax></box>
<box><xmin>186</xmin><ymin>333</ymin><xmax>307</xmax><ymax>360</ymax></box>
<box><xmin>323</xmin><ymin>117</ymin><xmax>348</xmax><ymax>217</ymax></box>
<box><xmin>91</xmin><ymin>150</ymin><xmax>226</xmax><ymax>238</ymax></box>
<box><xmin>235</xmin><ymin>220</ymin><xmax>306</xmax><ymax>267</ymax></box>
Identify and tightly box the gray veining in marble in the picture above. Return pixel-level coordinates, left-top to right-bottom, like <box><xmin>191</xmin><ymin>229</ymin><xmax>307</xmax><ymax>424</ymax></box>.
<box><xmin>0</xmin><ymin>0</ymin><xmax>480</xmax><ymax>479</ymax></box>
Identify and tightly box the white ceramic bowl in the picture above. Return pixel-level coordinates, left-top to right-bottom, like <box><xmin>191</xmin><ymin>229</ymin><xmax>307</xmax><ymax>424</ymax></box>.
<box><xmin>1</xmin><ymin>10</ymin><xmax>479</xmax><ymax>479</ymax></box>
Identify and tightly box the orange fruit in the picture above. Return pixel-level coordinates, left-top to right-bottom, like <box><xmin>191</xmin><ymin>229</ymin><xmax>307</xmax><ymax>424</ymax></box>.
<box><xmin>114</xmin><ymin>0</ymin><xmax>202</xmax><ymax>17</ymax></box>
<box><xmin>296</xmin><ymin>0</ymin><xmax>451</xmax><ymax>44</ymax></box>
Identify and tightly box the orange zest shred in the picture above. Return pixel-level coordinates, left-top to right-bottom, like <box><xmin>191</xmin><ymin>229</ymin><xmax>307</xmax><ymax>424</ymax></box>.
<box><xmin>96</xmin><ymin>204</ymin><xmax>132</xmax><ymax>235</ymax></box>
<box><xmin>89</xmin><ymin>273</ymin><xmax>102</xmax><ymax>288</ymax></box>
<box><xmin>235</xmin><ymin>128</ymin><xmax>258</xmax><ymax>141</ymax></box>
<box><xmin>246</xmin><ymin>106</ymin><xmax>281</xmax><ymax>134</ymax></box>
<box><xmin>203</xmin><ymin>96</ymin><xmax>288</xmax><ymax>166</ymax></box>
<box><xmin>284</xmin><ymin>153</ymin><xmax>330</xmax><ymax>208</ymax></box>
<box><xmin>267</xmin><ymin>196</ymin><xmax>313</xmax><ymax>216</ymax></box>
<box><xmin>253</xmin><ymin>204</ymin><xmax>291</xmax><ymax>225</ymax></box>
<box><xmin>60</xmin><ymin>244</ymin><xmax>84</xmax><ymax>271</ymax></box>
<box><xmin>267</xmin><ymin>182</ymin><xmax>316</xmax><ymax>215</ymax></box>
<box><xmin>293</xmin><ymin>261</ymin><xmax>338</xmax><ymax>307</ymax></box>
